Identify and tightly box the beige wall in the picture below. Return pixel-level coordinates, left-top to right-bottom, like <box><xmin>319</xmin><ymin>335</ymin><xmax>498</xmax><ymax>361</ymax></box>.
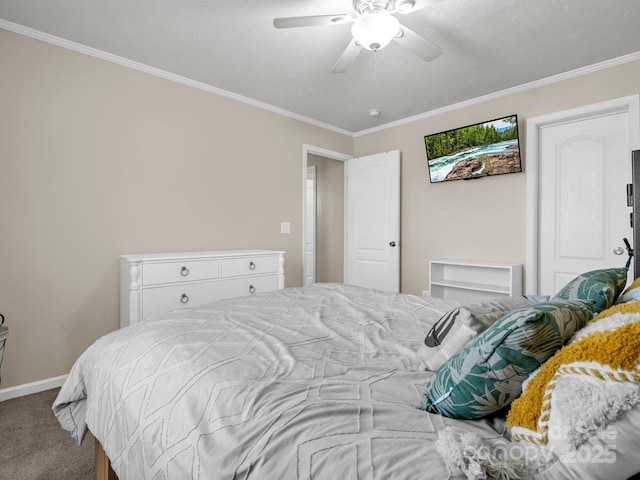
<box><xmin>307</xmin><ymin>154</ymin><xmax>344</xmax><ymax>283</ymax></box>
<box><xmin>0</xmin><ymin>30</ymin><xmax>353</xmax><ymax>389</ymax></box>
<box><xmin>354</xmin><ymin>60</ymin><xmax>640</xmax><ymax>296</ymax></box>
<box><xmin>2</xmin><ymin>26</ymin><xmax>640</xmax><ymax>391</ymax></box>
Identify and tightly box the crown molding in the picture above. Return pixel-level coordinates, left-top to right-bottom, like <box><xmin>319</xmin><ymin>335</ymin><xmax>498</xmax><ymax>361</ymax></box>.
<box><xmin>354</xmin><ymin>50</ymin><xmax>640</xmax><ymax>136</ymax></box>
<box><xmin>0</xmin><ymin>19</ymin><xmax>354</xmax><ymax>137</ymax></box>
<box><xmin>3</xmin><ymin>18</ymin><xmax>639</xmax><ymax>138</ymax></box>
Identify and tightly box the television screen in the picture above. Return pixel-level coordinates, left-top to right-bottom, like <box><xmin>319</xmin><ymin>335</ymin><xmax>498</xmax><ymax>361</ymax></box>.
<box><xmin>425</xmin><ymin>114</ymin><xmax>522</xmax><ymax>183</ymax></box>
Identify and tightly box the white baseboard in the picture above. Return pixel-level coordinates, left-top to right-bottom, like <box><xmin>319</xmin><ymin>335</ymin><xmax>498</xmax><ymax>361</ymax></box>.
<box><xmin>0</xmin><ymin>374</ymin><xmax>68</xmax><ymax>402</ymax></box>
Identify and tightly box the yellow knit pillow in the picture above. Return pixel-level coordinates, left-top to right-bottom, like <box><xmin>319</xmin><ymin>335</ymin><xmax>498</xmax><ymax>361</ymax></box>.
<box><xmin>506</xmin><ymin>311</ymin><xmax>640</xmax><ymax>445</ymax></box>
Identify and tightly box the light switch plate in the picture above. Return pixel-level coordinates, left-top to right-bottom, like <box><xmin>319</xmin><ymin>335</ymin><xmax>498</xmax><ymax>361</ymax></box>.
<box><xmin>281</xmin><ymin>222</ymin><xmax>291</xmax><ymax>234</ymax></box>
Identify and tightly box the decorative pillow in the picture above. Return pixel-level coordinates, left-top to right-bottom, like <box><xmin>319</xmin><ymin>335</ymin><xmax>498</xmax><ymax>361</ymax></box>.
<box><xmin>507</xmin><ymin>303</ymin><xmax>640</xmax><ymax>451</ymax></box>
<box><xmin>418</xmin><ymin>300</ymin><xmax>594</xmax><ymax>419</ymax></box>
<box><xmin>421</xmin><ymin>296</ymin><xmax>532</xmax><ymax>371</ymax></box>
<box><xmin>525</xmin><ymin>295</ymin><xmax>550</xmax><ymax>303</ymax></box>
<box><xmin>615</xmin><ymin>276</ymin><xmax>640</xmax><ymax>304</ymax></box>
<box><xmin>551</xmin><ymin>267</ymin><xmax>627</xmax><ymax>314</ymax></box>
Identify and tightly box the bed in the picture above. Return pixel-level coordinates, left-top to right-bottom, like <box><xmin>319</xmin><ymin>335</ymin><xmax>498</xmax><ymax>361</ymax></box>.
<box><xmin>54</xmin><ymin>283</ymin><xmax>480</xmax><ymax>479</ymax></box>
<box><xmin>53</xmin><ymin>277</ymin><xmax>640</xmax><ymax>480</ymax></box>
<box><xmin>52</xmin><ymin>152</ymin><xmax>640</xmax><ymax>479</ymax></box>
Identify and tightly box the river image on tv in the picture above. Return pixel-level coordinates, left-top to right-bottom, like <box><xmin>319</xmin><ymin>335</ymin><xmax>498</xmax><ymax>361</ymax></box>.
<box><xmin>425</xmin><ymin>114</ymin><xmax>522</xmax><ymax>183</ymax></box>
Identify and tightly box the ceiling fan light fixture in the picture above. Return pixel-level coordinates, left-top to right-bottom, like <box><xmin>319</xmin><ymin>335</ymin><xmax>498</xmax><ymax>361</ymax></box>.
<box><xmin>351</xmin><ymin>12</ymin><xmax>400</xmax><ymax>51</ymax></box>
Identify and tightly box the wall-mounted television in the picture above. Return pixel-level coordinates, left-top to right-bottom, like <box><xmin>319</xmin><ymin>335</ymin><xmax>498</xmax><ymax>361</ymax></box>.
<box><xmin>424</xmin><ymin>114</ymin><xmax>522</xmax><ymax>183</ymax></box>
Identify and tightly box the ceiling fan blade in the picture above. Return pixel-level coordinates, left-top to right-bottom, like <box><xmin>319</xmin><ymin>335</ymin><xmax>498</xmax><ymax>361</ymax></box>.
<box><xmin>331</xmin><ymin>38</ymin><xmax>362</xmax><ymax>73</ymax></box>
<box><xmin>393</xmin><ymin>26</ymin><xmax>442</xmax><ymax>62</ymax></box>
<box><xmin>273</xmin><ymin>14</ymin><xmax>353</xmax><ymax>29</ymax></box>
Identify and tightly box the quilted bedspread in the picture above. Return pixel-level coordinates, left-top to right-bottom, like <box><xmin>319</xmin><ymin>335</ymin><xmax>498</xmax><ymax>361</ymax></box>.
<box><xmin>53</xmin><ymin>283</ymin><xmax>509</xmax><ymax>480</ymax></box>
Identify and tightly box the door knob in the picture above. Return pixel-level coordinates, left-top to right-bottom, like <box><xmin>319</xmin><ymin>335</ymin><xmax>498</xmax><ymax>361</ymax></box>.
<box><xmin>613</xmin><ymin>246</ymin><xmax>625</xmax><ymax>255</ymax></box>
<box><xmin>389</xmin><ymin>241</ymin><xmax>396</xmax><ymax>247</ymax></box>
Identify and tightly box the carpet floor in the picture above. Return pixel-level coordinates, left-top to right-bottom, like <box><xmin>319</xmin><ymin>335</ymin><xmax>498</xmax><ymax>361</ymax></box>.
<box><xmin>0</xmin><ymin>388</ymin><xmax>94</xmax><ymax>480</ymax></box>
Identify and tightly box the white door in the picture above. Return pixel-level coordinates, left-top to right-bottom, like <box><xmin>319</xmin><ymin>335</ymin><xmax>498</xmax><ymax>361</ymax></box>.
<box><xmin>537</xmin><ymin>109</ymin><xmax>633</xmax><ymax>295</ymax></box>
<box><xmin>304</xmin><ymin>166</ymin><xmax>316</xmax><ymax>285</ymax></box>
<box><xmin>344</xmin><ymin>151</ymin><xmax>400</xmax><ymax>291</ymax></box>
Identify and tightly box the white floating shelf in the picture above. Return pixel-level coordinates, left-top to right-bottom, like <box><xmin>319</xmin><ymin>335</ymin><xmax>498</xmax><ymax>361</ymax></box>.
<box><xmin>429</xmin><ymin>260</ymin><xmax>522</xmax><ymax>303</ymax></box>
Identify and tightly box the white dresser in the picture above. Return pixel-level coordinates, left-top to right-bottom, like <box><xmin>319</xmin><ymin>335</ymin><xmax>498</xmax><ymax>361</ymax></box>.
<box><xmin>120</xmin><ymin>250</ymin><xmax>285</xmax><ymax>328</ymax></box>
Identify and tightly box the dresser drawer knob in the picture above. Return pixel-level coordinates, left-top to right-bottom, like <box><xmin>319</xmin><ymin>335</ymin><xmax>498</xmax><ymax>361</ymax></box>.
<box><xmin>249</xmin><ymin>261</ymin><xmax>256</xmax><ymax>270</ymax></box>
<box><xmin>249</xmin><ymin>285</ymin><xmax>256</xmax><ymax>294</ymax></box>
<box><xmin>180</xmin><ymin>266</ymin><xmax>189</xmax><ymax>277</ymax></box>
<box><xmin>180</xmin><ymin>293</ymin><xmax>190</xmax><ymax>304</ymax></box>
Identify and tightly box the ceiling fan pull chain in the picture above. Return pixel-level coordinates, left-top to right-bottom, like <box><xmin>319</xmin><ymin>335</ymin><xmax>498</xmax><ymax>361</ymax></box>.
<box><xmin>373</xmin><ymin>50</ymin><xmax>378</xmax><ymax>82</ymax></box>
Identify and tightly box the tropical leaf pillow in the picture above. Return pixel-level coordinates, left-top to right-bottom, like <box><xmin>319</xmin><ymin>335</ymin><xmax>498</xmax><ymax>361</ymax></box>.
<box><xmin>418</xmin><ymin>300</ymin><xmax>594</xmax><ymax>419</ymax></box>
<box><xmin>551</xmin><ymin>267</ymin><xmax>627</xmax><ymax>314</ymax></box>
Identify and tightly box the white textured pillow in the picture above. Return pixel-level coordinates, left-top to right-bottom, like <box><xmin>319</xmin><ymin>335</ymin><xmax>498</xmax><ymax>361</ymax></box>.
<box><xmin>421</xmin><ymin>296</ymin><xmax>532</xmax><ymax>371</ymax></box>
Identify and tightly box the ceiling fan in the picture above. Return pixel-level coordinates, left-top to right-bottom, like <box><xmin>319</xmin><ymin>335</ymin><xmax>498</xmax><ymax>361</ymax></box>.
<box><xmin>273</xmin><ymin>0</ymin><xmax>444</xmax><ymax>73</ymax></box>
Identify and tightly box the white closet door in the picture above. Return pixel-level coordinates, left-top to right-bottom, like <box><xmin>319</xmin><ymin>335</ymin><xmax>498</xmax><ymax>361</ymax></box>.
<box><xmin>538</xmin><ymin>111</ymin><xmax>632</xmax><ymax>295</ymax></box>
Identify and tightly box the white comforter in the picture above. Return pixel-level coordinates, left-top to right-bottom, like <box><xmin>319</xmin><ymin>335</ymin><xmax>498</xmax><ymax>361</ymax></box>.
<box><xmin>53</xmin><ymin>283</ymin><xmax>510</xmax><ymax>480</ymax></box>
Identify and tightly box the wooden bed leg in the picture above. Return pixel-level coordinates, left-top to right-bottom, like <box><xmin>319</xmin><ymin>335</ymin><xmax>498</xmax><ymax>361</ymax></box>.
<box><xmin>95</xmin><ymin>439</ymin><xmax>118</xmax><ymax>480</ymax></box>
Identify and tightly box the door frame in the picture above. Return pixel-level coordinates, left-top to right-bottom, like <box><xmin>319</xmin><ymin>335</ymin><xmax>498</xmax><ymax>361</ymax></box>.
<box><xmin>302</xmin><ymin>145</ymin><xmax>352</xmax><ymax>286</ymax></box>
<box><xmin>305</xmin><ymin>165</ymin><xmax>317</xmax><ymax>286</ymax></box>
<box><xmin>525</xmin><ymin>94</ymin><xmax>640</xmax><ymax>294</ymax></box>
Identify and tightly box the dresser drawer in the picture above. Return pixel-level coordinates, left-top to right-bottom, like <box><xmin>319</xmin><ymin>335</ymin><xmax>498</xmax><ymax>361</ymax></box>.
<box><xmin>141</xmin><ymin>280</ymin><xmax>226</xmax><ymax>319</ymax></box>
<box><xmin>221</xmin><ymin>255</ymin><xmax>279</xmax><ymax>278</ymax></box>
<box><xmin>140</xmin><ymin>275</ymin><xmax>280</xmax><ymax>320</ymax></box>
<box><xmin>215</xmin><ymin>275</ymin><xmax>280</xmax><ymax>299</ymax></box>
<box><xmin>142</xmin><ymin>259</ymin><xmax>220</xmax><ymax>286</ymax></box>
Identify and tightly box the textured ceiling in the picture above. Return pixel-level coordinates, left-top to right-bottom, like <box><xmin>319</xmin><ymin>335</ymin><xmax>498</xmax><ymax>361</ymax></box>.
<box><xmin>1</xmin><ymin>0</ymin><xmax>640</xmax><ymax>133</ymax></box>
